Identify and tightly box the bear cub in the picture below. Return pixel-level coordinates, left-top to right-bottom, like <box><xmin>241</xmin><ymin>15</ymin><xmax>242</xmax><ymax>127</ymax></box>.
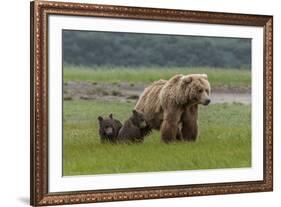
<box><xmin>98</xmin><ymin>114</ymin><xmax>122</xmax><ymax>143</ymax></box>
<box><xmin>117</xmin><ymin>110</ymin><xmax>150</xmax><ymax>143</ymax></box>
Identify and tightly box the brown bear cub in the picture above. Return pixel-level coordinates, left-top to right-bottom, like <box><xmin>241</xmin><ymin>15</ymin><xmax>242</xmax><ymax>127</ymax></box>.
<box><xmin>98</xmin><ymin>114</ymin><xmax>122</xmax><ymax>143</ymax></box>
<box><xmin>117</xmin><ymin>110</ymin><xmax>151</xmax><ymax>143</ymax></box>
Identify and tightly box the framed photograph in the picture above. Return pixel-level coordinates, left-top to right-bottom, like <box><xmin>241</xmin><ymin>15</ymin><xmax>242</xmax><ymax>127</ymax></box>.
<box><xmin>30</xmin><ymin>1</ymin><xmax>273</xmax><ymax>206</ymax></box>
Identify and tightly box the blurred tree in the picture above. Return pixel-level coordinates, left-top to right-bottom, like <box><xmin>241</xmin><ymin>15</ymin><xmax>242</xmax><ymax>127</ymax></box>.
<box><xmin>62</xmin><ymin>30</ymin><xmax>251</xmax><ymax>69</ymax></box>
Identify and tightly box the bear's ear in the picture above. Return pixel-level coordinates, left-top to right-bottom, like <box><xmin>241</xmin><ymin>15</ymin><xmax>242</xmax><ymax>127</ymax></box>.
<box><xmin>98</xmin><ymin>116</ymin><xmax>103</xmax><ymax>122</ymax></box>
<box><xmin>109</xmin><ymin>114</ymin><xmax>113</xmax><ymax>119</ymax></box>
<box><xmin>182</xmin><ymin>76</ymin><xmax>192</xmax><ymax>84</ymax></box>
<box><xmin>201</xmin><ymin>74</ymin><xmax>208</xmax><ymax>79</ymax></box>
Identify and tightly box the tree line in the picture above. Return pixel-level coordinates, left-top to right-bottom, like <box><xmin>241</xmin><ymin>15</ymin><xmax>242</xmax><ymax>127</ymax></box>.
<box><xmin>63</xmin><ymin>30</ymin><xmax>251</xmax><ymax>69</ymax></box>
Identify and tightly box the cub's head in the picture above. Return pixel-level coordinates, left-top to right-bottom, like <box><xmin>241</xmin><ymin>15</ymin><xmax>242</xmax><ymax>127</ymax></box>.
<box><xmin>131</xmin><ymin>110</ymin><xmax>147</xmax><ymax>129</ymax></box>
<box><xmin>98</xmin><ymin>114</ymin><xmax>115</xmax><ymax>137</ymax></box>
<box><xmin>180</xmin><ymin>74</ymin><xmax>211</xmax><ymax>106</ymax></box>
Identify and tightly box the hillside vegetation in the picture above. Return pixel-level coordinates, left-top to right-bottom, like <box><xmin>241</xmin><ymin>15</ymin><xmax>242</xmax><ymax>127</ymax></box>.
<box><xmin>63</xmin><ymin>30</ymin><xmax>251</xmax><ymax>68</ymax></box>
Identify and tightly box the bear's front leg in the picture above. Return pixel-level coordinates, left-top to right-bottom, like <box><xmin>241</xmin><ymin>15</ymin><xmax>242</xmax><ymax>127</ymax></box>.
<box><xmin>161</xmin><ymin>108</ymin><xmax>182</xmax><ymax>143</ymax></box>
<box><xmin>181</xmin><ymin>105</ymin><xmax>198</xmax><ymax>141</ymax></box>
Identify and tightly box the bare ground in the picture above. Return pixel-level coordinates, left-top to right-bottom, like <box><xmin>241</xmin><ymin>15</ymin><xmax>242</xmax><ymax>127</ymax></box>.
<box><xmin>63</xmin><ymin>82</ymin><xmax>251</xmax><ymax>104</ymax></box>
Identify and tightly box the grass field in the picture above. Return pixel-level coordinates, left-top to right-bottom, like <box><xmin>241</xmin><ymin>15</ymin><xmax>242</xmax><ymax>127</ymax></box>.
<box><xmin>64</xmin><ymin>66</ymin><xmax>251</xmax><ymax>87</ymax></box>
<box><xmin>63</xmin><ymin>100</ymin><xmax>251</xmax><ymax>176</ymax></box>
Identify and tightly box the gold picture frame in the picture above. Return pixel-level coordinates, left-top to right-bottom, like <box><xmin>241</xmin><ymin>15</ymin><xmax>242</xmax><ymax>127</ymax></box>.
<box><xmin>30</xmin><ymin>1</ymin><xmax>273</xmax><ymax>206</ymax></box>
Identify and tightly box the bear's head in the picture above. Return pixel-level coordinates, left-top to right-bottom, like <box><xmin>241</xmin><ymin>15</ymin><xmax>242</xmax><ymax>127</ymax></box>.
<box><xmin>180</xmin><ymin>74</ymin><xmax>211</xmax><ymax>106</ymax></box>
<box><xmin>131</xmin><ymin>110</ymin><xmax>147</xmax><ymax>129</ymax></box>
<box><xmin>98</xmin><ymin>114</ymin><xmax>116</xmax><ymax>137</ymax></box>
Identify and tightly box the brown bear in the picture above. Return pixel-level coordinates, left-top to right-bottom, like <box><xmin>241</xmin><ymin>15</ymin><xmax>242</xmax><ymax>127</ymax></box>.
<box><xmin>135</xmin><ymin>74</ymin><xmax>211</xmax><ymax>143</ymax></box>
<box><xmin>117</xmin><ymin>110</ymin><xmax>151</xmax><ymax>143</ymax></box>
<box><xmin>98</xmin><ymin>114</ymin><xmax>122</xmax><ymax>143</ymax></box>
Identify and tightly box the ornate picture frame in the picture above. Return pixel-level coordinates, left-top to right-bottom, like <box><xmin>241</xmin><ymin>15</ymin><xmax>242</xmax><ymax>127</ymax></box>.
<box><xmin>30</xmin><ymin>1</ymin><xmax>273</xmax><ymax>206</ymax></box>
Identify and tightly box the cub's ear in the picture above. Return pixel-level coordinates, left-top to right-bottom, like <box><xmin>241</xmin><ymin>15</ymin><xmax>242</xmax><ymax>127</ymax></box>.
<box><xmin>201</xmin><ymin>74</ymin><xmax>208</xmax><ymax>79</ymax></box>
<box><xmin>181</xmin><ymin>75</ymin><xmax>192</xmax><ymax>84</ymax></box>
<box><xmin>98</xmin><ymin>116</ymin><xmax>103</xmax><ymax>122</ymax></box>
<box><xmin>132</xmin><ymin>109</ymin><xmax>138</xmax><ymax>115</ymax></box>
<box><xmin>109</xmin><ymin>114</ymin><xmax>113</xmax><ymax>119</ymax></box>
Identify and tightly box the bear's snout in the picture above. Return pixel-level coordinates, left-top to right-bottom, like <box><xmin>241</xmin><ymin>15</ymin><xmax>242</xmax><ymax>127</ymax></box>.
<box><xmin>140</xmin><ymin>121</ymin><xmax>147</xmax><ymax>128</ymax></box>
<box><xmin>203</xmin><ymin>99</ymin><xmax>211</xmax><ymax>105</ymax></box>
<box><xmin>105</xmin><ymin>127</ymin><xmax>113</xmax><ymax>135</ymax></box>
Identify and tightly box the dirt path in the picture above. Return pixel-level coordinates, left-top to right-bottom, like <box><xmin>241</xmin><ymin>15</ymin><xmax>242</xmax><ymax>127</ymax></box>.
<box><xmin>64</xmin><ymin>82</ymin><xmax>251</xmax><ymax>104</ymax></box>
<box><xmin>211</xmin><ymin>92</ymin><xmax>250</xmax><ymax>104</ymax></box>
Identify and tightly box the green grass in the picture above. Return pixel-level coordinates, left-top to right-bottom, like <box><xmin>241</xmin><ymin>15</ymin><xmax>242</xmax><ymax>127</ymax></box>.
<box><xmin>63</xmin><ymin>100</ymin><xmax>251</xmax><ymax>176</ymax></box>
<box><xmin>63</xmin><ymin>66</ymin><xmax>251</xmax><ymax>87</ymax></box>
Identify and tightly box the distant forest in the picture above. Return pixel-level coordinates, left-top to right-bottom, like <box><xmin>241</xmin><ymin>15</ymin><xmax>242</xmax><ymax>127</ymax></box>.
<box><xmin>63</xmin><ymin>30</ymin><xmax>251</xmax><ymax>69</ymax></box>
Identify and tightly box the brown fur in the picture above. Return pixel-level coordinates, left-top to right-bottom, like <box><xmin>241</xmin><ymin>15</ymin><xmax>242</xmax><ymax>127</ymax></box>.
<box><xmin>117</xmin><ymin>110</ymin><xmax>150</xmax><ymax>143</ymax></box>
<box><xmin>98</xmin><ymin>114</ymin><xmax>122</xmax><ymax>143</ymax></box>
<box><xmin>135</xmin><ymin>74</ymin><xmax>211</xmax><ymax>143</ymax></box>
<box><xmin>181</xmin><ymin>105</ymin><xmax>198</xmax><ymax>141</ymax></box>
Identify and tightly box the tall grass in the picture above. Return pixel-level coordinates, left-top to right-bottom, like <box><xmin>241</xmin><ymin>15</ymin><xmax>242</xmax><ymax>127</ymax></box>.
<box><xmin>63</xmin><ymin>100</ymin><xmax>251</xmax><ymax>176</ymax></box>
<box><xmin>63</xmin><ymin>66</ymin><xmax>251</xmax><ymax>87</ymax></box>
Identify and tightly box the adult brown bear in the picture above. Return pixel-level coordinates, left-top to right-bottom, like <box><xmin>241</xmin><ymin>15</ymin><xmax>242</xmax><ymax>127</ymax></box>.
<box><xmin>135</xmin><ymin>74</ymin><xmax>211</xmax><ymax>143</ymax></box>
